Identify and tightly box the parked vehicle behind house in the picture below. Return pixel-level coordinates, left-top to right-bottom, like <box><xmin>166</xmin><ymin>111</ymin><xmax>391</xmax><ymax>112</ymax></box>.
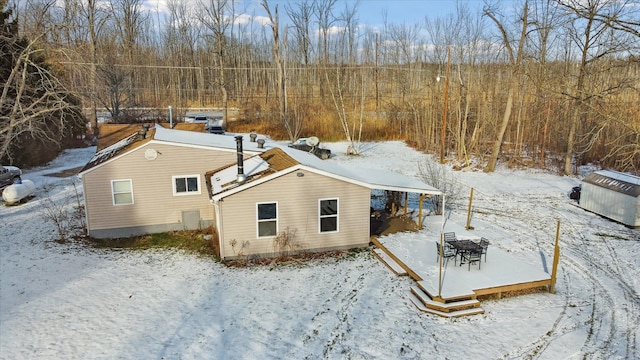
<box><xmin>0</xmin><ymin>165</ymin><xmax>22</xmax><ymax>189</ymax></box>
<box><xmin>288</xmin><ymin>137</ymin><xmax>331</xmax><ymax>160</ymax></box>
<box><xmin>207</xmin><ymin>125</ymin><xmax>225</xmax><ymax>134</ymax></box>
<box><xmin>205</xmin><ymin>116</ymin><xmax>225</xmax><ymax>134</ymax></box>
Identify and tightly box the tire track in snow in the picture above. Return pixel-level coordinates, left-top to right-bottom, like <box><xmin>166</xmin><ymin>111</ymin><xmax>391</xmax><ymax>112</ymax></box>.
<box><xmin>469</xmin><ymin>192</ymin><xmax>639</xmax><ymax>359</ymax></box>
<box><xmin>467</xmin><ymin>195</ymin><xmax>587</xmax><ymax>359</ymax></box>
<box><xmin>533</xmin><ymin>205</ymin><xmax>637</xmax><ymax>359</ymax></box>
<box><xmin>557</xmin><ymin>252</ymin><xmax>616</xmax><ymax>358</ymax></box>
<box><xmin>561</xmin><ymin>219</ymin><xmax>640</xmax><ymax>360</ymax></box>
<box><xmin>498</xmin><ymin>270</ymin><xmax>570</xmax><ymax>359</ymax></box>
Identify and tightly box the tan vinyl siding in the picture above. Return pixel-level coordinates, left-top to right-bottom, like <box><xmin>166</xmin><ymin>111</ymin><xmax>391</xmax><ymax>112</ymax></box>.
<box><xmin>83</xmin><ymin>143</ymin><xmax>242</xmax><ymax>233</ymax></box>
<box><xmin>218</xmin><ymin>169</ymin><xmax>370</xmax><ymax>258</ymax></box>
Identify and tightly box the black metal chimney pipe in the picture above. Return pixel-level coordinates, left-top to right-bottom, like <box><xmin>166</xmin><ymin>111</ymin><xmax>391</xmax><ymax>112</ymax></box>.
<box><xmin>235</xmin><ymin>135</ymin><xmax>246</xmax><ymax>183</ymax></box>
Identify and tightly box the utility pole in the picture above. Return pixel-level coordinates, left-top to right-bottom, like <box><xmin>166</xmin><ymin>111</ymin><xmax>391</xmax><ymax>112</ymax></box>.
<box><xmin>440</xmin><ymin>46</ymin><xmax>450</xmax><ymax>164</ymax></box>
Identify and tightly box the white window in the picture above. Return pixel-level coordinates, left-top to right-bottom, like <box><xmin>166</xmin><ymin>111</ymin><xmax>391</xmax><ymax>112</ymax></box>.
<box><xmin>257</xmin><ymin>202</ymin><xmax>278</xmax><ymax>237</ymax></box>
<box><xmin>319</xmin><ymin>198</ymin><xmax>338</xmax><ymax>233</ymax></box>
<box><xmin>172</xmin><ymin>175</ymin><xmax>201</xmax><ymax>196</ymax></box>
<box><xmin>111</xmin><ymin>179</ymin><xmax>133</xmax><ymax>205</ymax></box>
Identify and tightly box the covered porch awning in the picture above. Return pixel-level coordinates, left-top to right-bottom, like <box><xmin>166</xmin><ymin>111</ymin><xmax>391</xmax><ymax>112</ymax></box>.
<box><xmin>347</xmin><ymin>167</ymin><xmax>444</xmax><ymax>229</ymax></box>
<box><xmin>349</xmin><ymin>167</ymin><xmax>442</xmax><ymax>195</ymax></box>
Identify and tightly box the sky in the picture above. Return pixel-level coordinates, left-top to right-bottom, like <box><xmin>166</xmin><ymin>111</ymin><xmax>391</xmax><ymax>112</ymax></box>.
<box><xmin>333</xmin><ymin>0</ymin><xmax>486</xmax><ymax>24</ymax></box>
<box><xmin>254</xmin><ymin>0</ymin><xmax>483</xmax><ymax>26</ymax></box>
<box><xmin>249</xmin><ymin>0</ymin><xmax>487</xmax><ymax>26</ymax></box>
<box><xmin>148</xmin><ymin>0</ymin><xmax>489</xmax><ymax>28</ymax></box>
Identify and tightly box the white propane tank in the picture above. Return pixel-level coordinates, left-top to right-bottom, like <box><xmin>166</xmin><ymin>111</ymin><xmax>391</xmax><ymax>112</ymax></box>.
<box><xmin>2</xmin><ymin>179</ymin><xmax>36</xmax><ymax>205</ymax></box>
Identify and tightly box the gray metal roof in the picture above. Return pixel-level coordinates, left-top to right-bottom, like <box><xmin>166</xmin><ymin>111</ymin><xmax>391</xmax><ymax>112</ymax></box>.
<box><xmin>79</xmin><ymin>125</ymin><xmax>271</xmax><ymax>175</ymax></box>
<box><xmin>81</xmin><ymin>124</ymin><xmax>442</xmax><ymax>197</ymax></box>
<box><xmin>153</xmin><ymin>125</ymin><xmax>269</xmax><ymax>152</ymax></box>
<box><xmin>78</xmin><ymin>131</ymin><xmax>140</xmax><ymax>174</ymax></box>
<box><xmin>583</xmin><ymin>170</ymin><xmax>640</xmax><ymax>197</ymax></box>
<box><xmin>282</xmin><ymin>145</ymin><xmax>441</xmax><ymax>193</ymax></box>
<box><xmin>210</xmin><ymin>145</ymin><xmax>442</xmax><ymax>201</ymax></box>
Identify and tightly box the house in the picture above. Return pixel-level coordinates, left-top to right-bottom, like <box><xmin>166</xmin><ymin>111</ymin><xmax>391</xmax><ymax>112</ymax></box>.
<box><xmin>579</xmin><ymin>170</ymin><xmax>640</xmax><ymax>227</ymax></box>
<box><xmin>78</xmin><ymin>124</ymin><xmax>268</xmax><ymax>238</ymax></box>
<box><xmin>80</xmin><ymin>124</ymin><xmax>443</xmax><ymax>258</ymax></box>
<box><xmin>205</xmin><ymin>140</ymin><xmax>442</xmax><ymax>260</ymax></box>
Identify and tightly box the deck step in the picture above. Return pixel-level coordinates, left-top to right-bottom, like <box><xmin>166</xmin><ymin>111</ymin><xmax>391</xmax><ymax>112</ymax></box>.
<box><xmin>407</xmin><ymin>291</ymin><xmax>485</xmax><ymax>318</ymax></box>
<box><xmin>410</xmin><ymin>287</ymin><xmax>481</xmax><ymax>312</ymax></box>
<box><xmin>416</xmin><ymin>280</ymin><xmax>477</xmax><ymax>302</ymax></box>
<box><xmin>373</xmin><ymin>248</ymin><xmax>408</xmax><ymax>276</ymax></box>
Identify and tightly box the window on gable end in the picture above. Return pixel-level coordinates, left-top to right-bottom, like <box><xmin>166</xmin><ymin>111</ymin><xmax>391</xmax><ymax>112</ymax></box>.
<box><xmin>112</xmin><ymin>179</ymin><xmax>134</xmax><ymax>205</ymax></box>
<box><xmin>319</xmin><ymin>198</ymin><xmax>338</xmax><ymax>233</ymax></box>
<box><xmin>257</xmin><ymin>202</ymin><xmax>278</xmax><ymax>237</ymax></box>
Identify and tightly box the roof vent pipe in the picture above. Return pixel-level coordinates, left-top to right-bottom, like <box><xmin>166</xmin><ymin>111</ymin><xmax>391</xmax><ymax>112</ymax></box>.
<box><xmin>235</xmin><ymin>135</ymin><xmax>246</xmax><ymax>183</ymax></box>
<box><xmin>257</xmin><ymin>139</ymin><xmax>265</xmax><ymax>149</ymax></box>
<box><xmin>250</xmin><ymin>133</ymin><xmax>257</xmax><ymax>142</ymax></box>
<box><xmin>138</xmin><ymin>124</ymin><xmax>148</xmax><ymax>139</ymax></box>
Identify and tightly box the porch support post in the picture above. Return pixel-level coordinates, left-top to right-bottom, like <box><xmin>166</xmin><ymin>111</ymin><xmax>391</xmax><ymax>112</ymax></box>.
<box><xmin>418</xmin><ymin>194</ymin><xmax>425</xmax><ymax>228</ymax></box>
<box><xmin>550</xmin><ymin>220</ymin><xmax>561</xmax><ymax>294</ymax></box>
<box><xmin>438</xmin><ymin>231</ymin><xmax>443</xmax><ymax>298</ymax></box>
<box><xmin>438</xmin><ymin>192</ymin><xmax>446</xmax><ymax>299</ymax></box>
<box><xmin>403</xmin><ymin>192</ymin><xmax>408</xmax><ymax>219</ymax></box>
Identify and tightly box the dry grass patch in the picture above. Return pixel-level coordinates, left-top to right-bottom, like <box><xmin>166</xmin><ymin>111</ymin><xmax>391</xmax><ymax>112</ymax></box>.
<box><xmin>226</xmin><ymin>246</ymin><xmax>371</xmax><ymax>268</ymax></box>
<box><xmin>88</xmin><ymin>227</ymin><xmax>219</xmax><ymax>257</ymax></box>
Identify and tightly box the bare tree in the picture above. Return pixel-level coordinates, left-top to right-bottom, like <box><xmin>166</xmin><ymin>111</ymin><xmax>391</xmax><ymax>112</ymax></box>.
<box><xmin>285</xmin><ymin>0</ymin><xmax>314</xmax><ymax>67</ymax></box>
<box><xmin>111</xmin><ymin>0</ymin><xmax>145</xmax><ymax>51</ymax></box>
<box><xmin>80</xmin><ymin>0</ymin><xmax>109</xmax><ymax>135</ymax></box>
<box><xmin>1</xmin><ymin>21</ymin><xmax>84</xmax><ymax>163</ymax></box>
<box><xmin>198</xmin><ymin>0</ymin><xmax>232</xmax><ymax>121</ymax></box>
<box><xmin>325</xmin><ymin>65</ymin><xmax>366</xmax><ymax>154</ymax></box>
<box><xmin>483</xmin><ymin>0</ymin><xmax>531</xmax><ymax>172</ymax></box>
<box><xmin>110</xmin><ymin>0</ymin><xmax>147</xmax><ymax>104</ymax></box>
<box><xmin>554</xmin><ymin>0</ymin><xmax>640</xmax><ymax>174</ymax></box>
<box><xmin>527</xmin><ymin>0</ymin><xmax>562</xmax><ymax>167</ymax></box>
<box><xmin>6</xmin><ymin>0</ymin><xmax>640</xmax><ymax>174</ymax></box>
<box><xmin>314</xmin><ymin>0</ymin><xmax>337</xmax><ymax>99</ymax></box>
<box><xmin>285</xmin><ymin>0</ymin><xmax>315</xmax><ymax>99</ymax></box>
<box><xmin>262</xmin><ymin>0</ymin><xmax>298</xmax><ymax>142</ymax></box>
<box><xmin>418</xmin><ymin>156</ymin><xmax>463</xmax><ymax>215</ymax></box>
<box><xmin>16</xmin><ymin>0</ymin><xmax>55</xmax><ymax>41</ymax></box>
<box><xmin>96</xmin><ymin>60</ymin><xmax>131</xmax><ymax>122</ymax></box>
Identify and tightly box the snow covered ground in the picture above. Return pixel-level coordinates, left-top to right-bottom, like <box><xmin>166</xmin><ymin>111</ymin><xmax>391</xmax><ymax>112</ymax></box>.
<box><xmin>1</xmin><ymin>141</ymin><xmax>639</xmax><ymax>359</ymax></box>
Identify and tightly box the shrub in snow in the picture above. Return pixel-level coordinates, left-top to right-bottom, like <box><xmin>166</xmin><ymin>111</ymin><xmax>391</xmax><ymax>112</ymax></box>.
<box><xmin>418</xmin><ymin>157</ymin><xmax>463</xmax><ymax>215</ymax></box>
<box><xmin>39</xmin><ymin>180</ymin><xmax>86</xmax><ymax>242</ymax></box>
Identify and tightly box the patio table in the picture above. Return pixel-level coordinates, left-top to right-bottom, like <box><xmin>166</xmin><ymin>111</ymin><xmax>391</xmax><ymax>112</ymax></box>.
<box><xmin>446</xmin><ymin>240</ymin><xmax>483</xmax><ymax>265</ymax></box>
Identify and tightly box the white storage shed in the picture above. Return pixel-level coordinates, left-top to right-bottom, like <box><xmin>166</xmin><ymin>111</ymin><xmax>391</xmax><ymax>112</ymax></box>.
<box><xmin>579</xmin><ymin>170</ymin><xmax>640</xmax><ymax>228</ymax></box>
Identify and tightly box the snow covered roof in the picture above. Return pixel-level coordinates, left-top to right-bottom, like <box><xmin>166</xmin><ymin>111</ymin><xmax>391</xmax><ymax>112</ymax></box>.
<box><xmin>152</xmin><ymin>125</ymin><xmax>271</xmax><ymax>153</ymax></box>
<box><xmin>79</xmin><ymin>124</ymin><xmax>272</xmax><ymax>175</ymax></box>
<box><xmin>583</xmin><ymin>170</ymin><xmax>640</xmax><ymax>197</ymax></box>
<box><xmin>78</xmin><ymin>131</ymin><xmax>145</xmax><ymax>174</ymax></box>
<box><xmin>207</xmin><ymin>146</ymin><xmax>442</xmax><ymax>200</ymax></box>
<box><xmin>208</xmin><ymin>154</ymin><xmax>273</xmax><ymax>195</ymax></box>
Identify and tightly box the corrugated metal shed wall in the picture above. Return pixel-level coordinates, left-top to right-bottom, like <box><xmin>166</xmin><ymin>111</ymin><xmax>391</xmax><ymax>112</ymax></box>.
<box><xmin>579</xmin><ymin>170</ymin><xmax>640</xmax><ymax>227</ymax></box>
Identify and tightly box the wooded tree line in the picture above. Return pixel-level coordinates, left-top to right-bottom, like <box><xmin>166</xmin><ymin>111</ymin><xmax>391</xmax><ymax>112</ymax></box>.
<box><xmin>10</xmin><ymin>0</ymin><xmax>640</xmax><ymax>173</ymax></box>
<box><xmin>1</xmin><ymin>0</ymin><xmax>84</xmax><ymax>166</ymax></box>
